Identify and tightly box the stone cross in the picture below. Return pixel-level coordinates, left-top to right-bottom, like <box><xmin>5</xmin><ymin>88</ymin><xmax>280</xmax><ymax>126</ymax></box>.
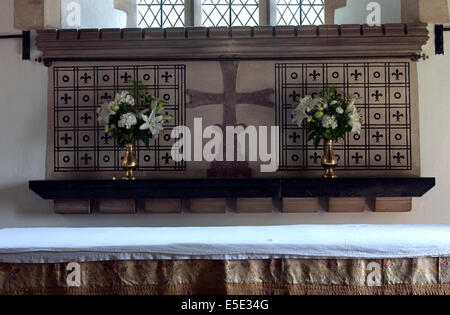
<box><xmin>187</xmin><ymin>61</ymin><xmax>274</xmax><ymax>178</ymax></box>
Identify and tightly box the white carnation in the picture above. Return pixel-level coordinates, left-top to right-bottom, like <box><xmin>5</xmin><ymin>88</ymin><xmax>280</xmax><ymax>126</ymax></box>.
<box><xmin>118</xmin><ymin>112</ymin><xmax>137</xmax><ymax>129</ymax></box>
<box><xmin>115</xmin><ymin>91</ymin><xmax>135</xmax><ymax>106</ymax></box>
<box><xmin>322</xmin><ymin>115</ymin><xmax>338</xmax><ymax>130</ymax></box>
<box><xmin>336</xmin><ymin>106</ymin><xmax>344</xmax><ymax>114</ymax></box>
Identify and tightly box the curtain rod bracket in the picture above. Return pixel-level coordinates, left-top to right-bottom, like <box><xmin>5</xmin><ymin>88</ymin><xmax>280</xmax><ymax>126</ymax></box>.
<box><xmin>0</xmin><ymin>31</ymin><xmax>30</xmax><ymax>60</ymax></box>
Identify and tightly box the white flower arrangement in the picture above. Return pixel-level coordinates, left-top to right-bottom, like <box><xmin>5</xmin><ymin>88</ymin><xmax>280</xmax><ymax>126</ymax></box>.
<box><xmin>292</xmin><ymin>86</ymin><xmax>362</xmax><ymax>148</ymax></box>
<box><xmin>96</xmin><ymin>81</ymin><xmax>171</xmax><ymax>147</ymax></box>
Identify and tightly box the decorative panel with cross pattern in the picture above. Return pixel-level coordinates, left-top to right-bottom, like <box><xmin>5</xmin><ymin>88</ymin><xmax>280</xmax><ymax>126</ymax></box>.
<box><xmin>52</xmin><ymin>65</ymin><xmax>186</xmax><ymax>173</ymax></box>
<box><xmin>276</xmin><ymin>62</ymin><xmax>413</xmax><ymax>172</ymax></box>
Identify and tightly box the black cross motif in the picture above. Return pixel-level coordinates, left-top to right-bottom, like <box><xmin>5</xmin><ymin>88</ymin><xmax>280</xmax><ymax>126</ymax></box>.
<box><xmin>80</xmin><ymin>73</ymin><xmax>91</xmax><ymax>84</ymax></box>
<box><xmin>101</xmin><ymin>92</ymin><xmax>112</xmax><ymax>100</ymax></box>
<box><xmin>60</xmin><ymin>93</ymin><xmax>72</xmax><ymax>104</ymax></box>
<box><xmin>53</xmin><ymin>65</ymin><xmax>186</xmax><ymax>173</ymax></box>
<box><xmin>289</xmin><ymin>91</ymin><xmax>300</xmax><ymax>102</ymax></box>
<box><xmin>60</xmin><ymin>133</ymin><xmax>72</xmax><ymax>145</ymax></box>
<box><xmin>310</xmin><ymin>152</ymin><xmax>321</xmax><ymax>164</ymax></box>
<box><xmin>372</xmin><ymin>131</ymin><xmax>384</xmax><ymax>143</ymax></box>
<box><xmin>371</xmin><ymin>90</ymin><xmax>383</xmax><ymax>102</ymax></box>
<box><xmin>161</xmin><ymin>152</ymin><xmax>172</xmax><ymax>164</ymax></box>
<box><xmin>309</xmin><ymin>70</ymin><xmax>320</xmax><ymax>81</ymax></box>
<box><xmin>81</xmin><ymin>153</ymin><xmax>92</xmax><ymax>165</ymax></box>
<box><xmin>289</xmin><ymin>132</ymin><xmax>301</xmax><ymax>143</ymax></box>
<box><xmin>350</xmin><ymin>69</ymin><xmax>362</xmax><ymax>81</ymax></box>
<box><xmin>121</xmin><ymin>72</ymin><xmax>132</xmax><ymax>83</ymax></box>
<box><xmin>161</xmin><ymin>72</ymin><xmax>173</xmax><ymax>83</ymax></box>
<box><xmin>352</xmin><ymin>152</ymin><xmax>363</xmax><ymax>164</ymax></box>
<box><xmin>101</xmin><ymin>133</ymin><xmax>112</xmax><ymax>144</ymax></box>
<box><xmin>80</xmin><ymin>113</ymin><xmax>92</xmax><ymax>124</ymax></box>
<box><xmin>275</xmin><ymin>62</ymin><xmax>413</xmax><ymax>172</ymax></box>
<box><xmin>393</xmin><ymin>152</ymin><xmax>405</xmax><ymax>164</ymax></box>
<box><xmin>392</xmin><ymin>69</ymin><xmax>403</xmax><ymax>80</ymax></box>
<box><xmin>392</xmin><ymin>111</ymin><xmax>404</xmax><ymax>122</ymax></box>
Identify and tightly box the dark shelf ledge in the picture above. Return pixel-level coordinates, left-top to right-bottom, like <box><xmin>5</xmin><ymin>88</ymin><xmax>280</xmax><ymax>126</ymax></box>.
<box><xmin>29</xmin><ymin>178</ymin><xmax>436</xmax><ymax>200</ymax></box>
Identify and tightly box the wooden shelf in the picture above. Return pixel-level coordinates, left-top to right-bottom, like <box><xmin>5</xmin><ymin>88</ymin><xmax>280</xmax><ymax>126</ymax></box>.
<box><xmin>29</xmin><ymin>178</ymin><xmax>435</xmax><ymax>200</ymax></box>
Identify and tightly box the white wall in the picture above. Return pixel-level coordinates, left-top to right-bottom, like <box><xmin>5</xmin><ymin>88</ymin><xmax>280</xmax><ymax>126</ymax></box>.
<box><xmin>0</xmin><ymin>0</ymin><xmax>449</xmax><ymax>227</ymax></box>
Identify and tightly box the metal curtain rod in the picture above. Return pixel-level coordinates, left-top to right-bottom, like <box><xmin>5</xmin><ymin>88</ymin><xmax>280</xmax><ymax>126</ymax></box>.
<box><xmin>434</xmin><ymin>25</ymin><xmax>450</xmax><ymax>55</ymax></box>
<box><xmin>0</xmin><ymin>31</ymin><xmax>30</xmax><ymax>60</ymax></box>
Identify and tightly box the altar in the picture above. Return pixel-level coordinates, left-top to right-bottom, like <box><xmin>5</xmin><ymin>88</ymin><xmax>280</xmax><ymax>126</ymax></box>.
<box><xmin>1</xmin><ymin>225</ymin><xmax>449</xmax><ymax>295</ymax></box>
<box><xmin>3</xmin><ymin>0</ymin><xmax>450</xmax><ymax>298</ymax></box>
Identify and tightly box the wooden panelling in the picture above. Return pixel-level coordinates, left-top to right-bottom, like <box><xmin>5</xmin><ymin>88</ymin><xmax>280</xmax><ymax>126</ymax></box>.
<box><xmin>47</xmin><ymin>197</ymin><xmax>416</xmax><ymax>214</ymax></box>
<box><xmin>36</xmin><ymin>24</ymin><xmax>428</xmax><ymax>61</ymax></box>
<box><xmin>236</xmin><ymin>198</ymin><xmax>273</xmax><ymax>213</ymax></box>
<box><xmin>373</xmin><ymin>197</ymin><xmax>412</xmax><ymax>212</ymax></box>
<box><xmin>282</xmin><ymin>198</ymin><xmax>320</xmax><ymax>213</ymax></box>
<box><xmin>328</xmin><ymin>198</ymin><xmax>366</xmax><ymax>213</ymax></box>
<box><xmin>190</xmin><ymin>198</ymin><xmax>227</xmax><ymax>213</ymax></box>
<box><xmin>145</xmin><ymin>199</ymin><xmax>182</xmax><ymax>214</ymax></box>
<box><xmin>54</xmin><ymin>200</ymin><xmax>91</xmax><ymax>214</ymax></box>
<box><xmin>98</xmin><ymin>199</ymin><xmax>136</xmax><ymax>214</ymax></box>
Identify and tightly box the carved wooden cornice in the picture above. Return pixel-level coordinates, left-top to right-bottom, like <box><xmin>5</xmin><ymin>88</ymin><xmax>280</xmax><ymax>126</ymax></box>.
<box><xmin>36</xmin><ymin>24</ymin><xmax>429</xmax><ymax>62</ymax></box>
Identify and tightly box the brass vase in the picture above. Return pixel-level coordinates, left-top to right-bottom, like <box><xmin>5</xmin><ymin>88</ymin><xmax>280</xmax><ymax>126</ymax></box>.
<box><xmin>321</xmin><ymin>139</ymin><xmax>338</xmax><ymax>179</ymax></box>
<box><xmin>122</xmin><ymin>143</ymin><xmax>137</xmax><ymax>180</ymax></box>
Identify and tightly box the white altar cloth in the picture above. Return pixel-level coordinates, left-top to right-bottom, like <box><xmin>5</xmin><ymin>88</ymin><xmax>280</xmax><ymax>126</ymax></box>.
<box><xmin>0</xmin><ymin>225</ymin><xmax>450</xmax><ymax>263</ymax></box>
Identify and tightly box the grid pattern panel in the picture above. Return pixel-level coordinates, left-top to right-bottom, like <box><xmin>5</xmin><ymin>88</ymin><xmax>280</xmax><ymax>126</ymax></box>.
<box><xmin>277</xmin><ymin>0</ymin><xmax>324</xmax><ymax>25</ymax></box>
<box><xmin>202</xmin><ymin>0</ymin><xmax>259</xmax><ymax>27</ymax></box>
<box><xmin>138</xmin><ymin>0</ymin><xmax>185</xmax><ymax>28</ymax></box>
<box><xmin>276</xmin><ymin>62</ymin><xmax>412</xmax><ymax>171</ymax></box>
<box><xmin>53</xmin><ymin>65</ymin><xmax>186</xmax><ymax>172</ymax></box>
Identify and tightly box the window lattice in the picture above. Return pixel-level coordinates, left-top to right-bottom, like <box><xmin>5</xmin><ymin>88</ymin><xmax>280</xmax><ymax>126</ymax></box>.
<box><xmin>138</xmin><ymin>0</ymin><xmax>185</xmax><ymax>28</ymax></box>
<box><xmin>277</xmin><ymin>0</ymin><xmax>324</xmax><ymax>26</ymax></box>
<box><xmin>202</xmin><ymin>0</ymin><xmax>259</xmax><ymax>27</ymax></box>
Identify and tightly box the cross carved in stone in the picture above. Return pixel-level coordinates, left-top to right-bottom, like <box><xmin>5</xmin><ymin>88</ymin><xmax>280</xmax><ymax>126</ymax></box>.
<box><xmin>187</xmin><ymin>61</ymin><xmax>274</xmax><ymax>178</ymax></box>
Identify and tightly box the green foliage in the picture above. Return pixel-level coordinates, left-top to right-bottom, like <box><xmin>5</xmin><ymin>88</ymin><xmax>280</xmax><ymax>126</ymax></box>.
<box><xmin>100</xmin><ymin>80</ymin><xmax>172</xmax><ymax>148</ymax></box>
<box><xmin>295</xmin><ymin>86</ymin><xmax>358</xmax><ymax>149</ymax></box>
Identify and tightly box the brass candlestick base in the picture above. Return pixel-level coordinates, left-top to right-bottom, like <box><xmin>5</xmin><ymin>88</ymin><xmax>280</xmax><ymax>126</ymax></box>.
<box><xmin>122</xmin><ymin>143</ymin><xmax>137</xmax><ymax>180</ymax></box>
<box><xmin>321</xmin><ymin>139</ymin><xmax>338</xmax><ymax>179</ymax></box>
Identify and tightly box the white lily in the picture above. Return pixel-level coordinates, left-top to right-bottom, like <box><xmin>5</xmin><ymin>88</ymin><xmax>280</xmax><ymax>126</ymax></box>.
<box><xmin>346</xmin><ymin>97</ymin><xmax>357</xmax><ymax>113</ymax></box>
<box><xmin>348</xmin><ymin>108</ymin><xmax>362</xmax><ymax>134</ymax></box>
<box><xmin>292</xmin><ymin>96</ymin><xmax>319</xmax><ymax>126</ymax></box>
<box><xmin>97</xmin><ymin>102</ymin><xmax>115</xmax><ymax>124</ymax></box>
<box><xmin>140</xmin><ymin>109</ymin><xmax>165</xmax><ymax>137</ymax></box>
<box><xmin>292</xmin><ymin>105</ymin><xmax>308</xmax><ymax>126</ymax></box>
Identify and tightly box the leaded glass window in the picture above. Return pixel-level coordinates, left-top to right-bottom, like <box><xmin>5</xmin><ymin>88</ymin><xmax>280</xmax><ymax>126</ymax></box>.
<box><xmin>202</xmin><ymin>0</ymin><xmax>259</xmax><ymax>27</ymax></box>
<box><xmin>138</xmin><ymin>0</ymin><xmax>185</xmax><ymax>27</ymax></box>
<box><xmin>277</xmin><ymin>0</ymin><xmax>324</xmax><ymax>26</ymax></box>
